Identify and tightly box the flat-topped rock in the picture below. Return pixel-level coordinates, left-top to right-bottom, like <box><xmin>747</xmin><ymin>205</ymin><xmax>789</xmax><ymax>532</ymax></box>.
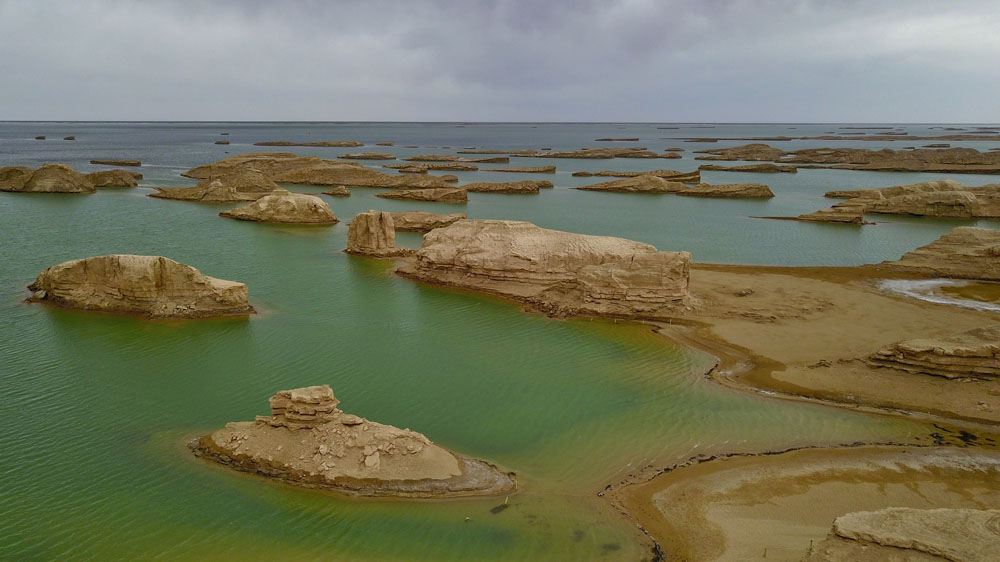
<box><xmin>675</xmin><ymin>182</ymin><xmax>775</xmax><ymax>198</ymax></box>
<box><xmin>0</xmin><ymin>164</ymin><xmax>95</xmax><ymax>193</ymax></box>
<box><xmin>535</xmin><ymin>147</ymin><xmax>675</xmax><ymax>159</ymax></box>
<box><xmin>401</xmin><ymin>220</ymin><xmax>690</xmax><ymax>318</ymax></box>
<box><xmin>346</xmin><ymin>210</ymin><xmax>410</xmax><ymax>257</ymax></box>
<box><xmin>190</xmin><ymin>385</ymin><xmax>515</xmax><ymax>498</ymax></box>
<box><xmin>575</xmin><ymin>175</ymin><xmax>683</xmax><ymax>193</ymax></box>
<box><xmin>482</xmin><ymin>166</ymin><xmax>556</xmax><ymax>173</ymax></box>
<box><xmin>149</xmin><ymin>180</ymin><xmax>265</xmax><ymax>203</ymax></box>
<box><xmin>698</xmin><ymin>163</ymin><xmax>797</xmax><ymax>173</ymax></box>
<box><xmin>27</xmin><ymin>255</ymin><xmax>252</xmax><ymax>318</ymax></box>
<box><xmin>90</xmin><ymin>159</ymin><xmax>141</xmax><ymax>167</ymax></box>
<box><xmin>460</xmin><ymin>180</ymin><xmax>542</xmax><ymax>193</ymax></box>
<box><xmin>884</xmin><ymin>227</ymin><xmax>1000</xmax><ymax>280</ymax></box>
<box><xmin>695</xmin><ymin>143</ymin><xmax>1000</xmax><ymax>173</ymax></box>
<box><xmin>183</xmin><ymin>152</ymin><xmax>354</xmax><ymax>179</ymax></box>
<box><xmin>795</xmin><ymin>205</ymin><xmax>867</xmax><ymax>224</ymax></box>
<box><xmin>338</xmin><ymin>153</ymin><xmax>396</xmax><ymax>160</ymax></box>
<box><xmin>824</xmin><ymin>180</ymin><xmax>1000</xmax><ymax>219</ymax></box>
<box><xmin>572</xmin><ymin>169</ymin><xmax>700</xmax><ymax>183</ymax></box>
<box><xmin>385</xmin><ymin>162</ymin><xmax>479</xmax><ymax>172</ymax></box>
<box><xmin>804</xmin><ymin>508</ymin><xmax>1000</xmax><ymax>562</ymax></box>
<box><xmin>85</xmin><ymin>169</ymin><xmax>139</xmax><ymax>188</ymax></box>
<box><xmin>868</xmin><ymin>326</ymin><xmax>1000</xmax><ymax>379</ymax></box>
<box><xmin>323</xmin><ymin>186</ymin><xmax>351</xmax><ymax>197</ymax></box>
<box><xmin>219</xmin><ymin>189</ymin><xmax>338</xmax><ymax>224</ymax></box>
<box><xmin>376</xmin><ymin>188</ymin><xmax>467</xmax><ymax>203</ymax></box>
<box><xmin>390</xmin><ymin>211</ymin><xmax>466</xmax><ymax>232</ymax></box>
<box><xmin>272</xmin><ymin>163</ymin><xmax>449</xmax><ymax>189</ymax></box>
<box><xmin>253</xmin><ymin>141</ymin><xmax>363</xmax><ymax>147</ymax></box>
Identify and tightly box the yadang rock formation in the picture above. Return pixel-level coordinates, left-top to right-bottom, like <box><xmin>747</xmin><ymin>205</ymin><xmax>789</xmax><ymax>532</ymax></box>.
<box><xmin>867</xmin><ymin>326</ymin><xmax>1000</xmax><ymax>380</ymax></box>
<box><xmin>0</xmin><ymin>164</ymin><xmax>95</xmax><ymax>193</ymax></box>
<box><xmin>824</xmin><ymin>180</ymin><xmax>1000</xmax><ymax>219</ymax></box>
<box><xmin>90</xmin><ymin>159</ymin><xmax>141</xmax><ymax>167</ymax></box>
<box><xmin>792</xmin><ymin>205</ymin><xmax>867</xmax><ymax>224</ymax></box>
<box><xmin>575</xmin><ymin>176</ymin><xmax>684</xmax><ymax>193</ymax></box>
<box><xmin>883</xmin><ymin>227</ymin><xmax>1000</xmax><ymax>280</ymax></box>
<box><xmin>346</xmin><ymin>210</ymin><xmax>410</xmax><ymax>257</ymax></box>
<box><xmin>674</xmin><ymin>183</ymin><xmax>775</xmax><ymax>198</ymax></box>
<box><xmin>219</xmin><ymin>189</ymin><xmax>338</xmax><ymax>224</ymax></box>
<box><xmin>460</xmin><ymin>181</ymin><xmax>543</xmax><ymax>194</ymax></box>
<box><xmin>694</xmin><ymin>143</ymin><xmax>1000</xmax><ymax>173</ymax></box>
<box><xmin>571</xmin><ymin>169</ymin><xmax>700</xmax><ymax>183</ymax></box>
<box><xmin>482</xmin><ymin>166</ymin><xmax>556</xmax><ymax>173</ymax></box>
<box><xmin>27</xmin><ymin>255</ymin><xmax>252</xmax><ymax>318</ymax></box>
<box><xmin>150</xmin><ymin>169</ymin><xmax>279</xmax><ymax>202</ymax></box>
<box><xmin>398</xmin><ymin>220</ymin><xmax>690</xmax><ymax>318</ymax></box>
<box><xmin>376</xmin><ymin>188</ymin><xmax>468</xmax><ymax>203</ymax></box>
<box><xmin>338</xmin><ymin>153</ymin><xmax>396</xmax><ymax>160</ymax></box>
<box><xmin>85</xmin><ymin>169</ymin><xmax>140</xmax><ymax>188</ymax></box>
<box><xmin>803</xmin><ymin>508</ymin><xmax>1000</xmax><ymax>562</ymax></box>
<box><xmin>323</xmin><ymin>186</ymin><xmax>351</xmax><ymax>197</ymax></box>
<box><xmin>535</xmin><ymin>147</ymin><xmax>679</xmax><ymax>159</ymax></box>
<box><xmin>404</xmin><ymin>154</ymin><xmax>508</xmax><ymax>164</ymax></box>
<box><xmin>390</xmin><ymin>211</ymin><xmax>466</xmax><ymax>232</ymax></box>
<box><xmin>253</xmin><ymin>141</ymin><xmax>363</xmax><ymax>147</ymax></box>
<box><xmin>189</xmin><ymin>385</ymin><xmax>515</xmax><ymax>498</ymax></box>
<box><xmin>385</xmin><ymin>162</ymin><xmax>479</xmax><ymax>172</ymax></box>
<box><xmin>698</xmin><ymin>163</ymin><xmax>798</xmax><ymax>173</ymax></box>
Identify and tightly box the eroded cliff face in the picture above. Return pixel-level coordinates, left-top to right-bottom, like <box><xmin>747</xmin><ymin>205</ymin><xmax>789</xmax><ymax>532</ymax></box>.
<box><xmin>884</xmin><ymin>227</ymin><xmax>1000</xmax><ymax>280</ymax></box>
<box><xmin>346</xmin><ymin>210</ymin><xmax>410</xmax><ymax>257</ymax></box>
<box><xmin>868</xmin><ymin>326</ymin><xmax>1000</xmax><ymax>380</ymax></box>
<box><xmin>389</xmin><ymin>211</ymin><xmax>465</xmax><ymax>232</ymax></box>
<box><xmin>27</xmin><ymin>254</ymin><xmax>252</xmax><ymax>318</ymax></box>
<box><xmin>190</xmin><ymin>385</ymin><xmax>516</xmax><ymax>498</ymax></box>
<box><xmin>219</xmin><ymin>189</ymin><xmax>338</xmax><ymax>224</ymax></box>
<box><xmin>402</xmin><ymin>220</ymin><xmax>690</xmax><ymax>318</ymax></box>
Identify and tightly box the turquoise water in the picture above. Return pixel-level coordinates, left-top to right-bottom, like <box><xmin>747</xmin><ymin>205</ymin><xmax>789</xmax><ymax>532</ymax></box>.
<box><xmin>1</xmin><ymin>122</ymin><xmax>996</xmax><ymax>560</ymax></box>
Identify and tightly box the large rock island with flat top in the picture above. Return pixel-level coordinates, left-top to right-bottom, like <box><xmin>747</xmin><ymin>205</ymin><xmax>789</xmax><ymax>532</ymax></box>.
<box><xmin>27</xmin><ymin>255</ymin><xmax>252</xmax><ymax>318</ymax></box>
<box><xmin>190</xmin><ymin>385</ymin><xmax>516</xmax><ymax>498</ymax></box>
<box><xmin>398</xmin><ymin>220</ymin><xmax>690</xmax><ymax>318</ymax></box>
<box><xmin>219</xmin><ymin>189</ymin><xmax>338</xmax><ymax>224</ymax></box>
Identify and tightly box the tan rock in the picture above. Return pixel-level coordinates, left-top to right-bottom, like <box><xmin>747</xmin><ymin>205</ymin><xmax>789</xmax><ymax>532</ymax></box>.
<box><xmin>674</xmin><ymin>183</ymin><xmax>774</xmax><ymax>198</ymax></box>
<box><xmin>575</xmin><ymin>176</ymin><xmax>683</xmax><ymax>193</ymax></box>
<box><xmin>200</xmin><ymin>168</ymin><xmax>280</xmax><ymax>193</ymax></box>
<box><xmin>149</xmin><ymin>181</ymin><xmax>264</xmax><ymax>203</ymax></box>
<box><xmin>376</xmin><ymin>188</ymin><xmax>468</xmax><ymax>203</ymax></box>
<box><xmin>27</xmin><ymin>255</ymin><xmax>252</xmax><ymax>318</ymax></box>
<box><xmin>271</xmin><ymin>163</ymin><xmax>449</xmax><ymax>189</ymax></box>
<box><xmin>795</xmin><ymin>205</ymin><xmax>867</xmax><ymax>224</ymax></box>
<box><xmin>183</xmin><ymin>153</ymin><xmax>350</xmax><ymax>179</ymax></box>
<box><xmin>90</xmin><ymin>159</ymin><xmax>141</xmax><ymax>167</ymax></box>
<box><xmin>571</xmin><ymin>169</ymin><xmax>700</xmax><ymax>183</ymax></box>
<box><xmin>375</xmin><ymin>142</ymin><xmax>394</xmax><ymax>146</ymax></box>
<box><xmin>385</xmin><ymin>162</ymin><xmax>479</xmax><ymax>172</ymax></box>
<box><xmin>884</xmin><ymin>227</ymin><xmax>1000</xmax><ymax>280</ymax></box>
<box><xmin>0</xmin><ymin>164</ymin><xmax>95</xmax><ymax>193</ymax></box>
<box><xmin>460</xmin><ymin>181</ymin><xmax>542</xmax><ymax>193</ymax></box>
<box><xmin>190</xmin><ymin>384</ymin><xmax>515</xmax><ymax>498</ymax></box>
<box><xmin>868</xmin><ymin>326</ymin><xmax>1000</xmax><ymax>379</ymax></box>
<box><xmin>804</xmin><ymin>508</ymin><xmax>1000</xmax><ymax>562</ymax></box>
<box><xmin>439</xmin><ymin>174</ymin><xmax>459</xmax><ymax>183</ymax></box>
<box><xmin>390</xmin><ymin>211</ymin><xmax>466</xmax><ymax>232</ymax></box>
<box><xmin>346</xmin><ymin>210</ymin><xmax>410</xmax><ymax>257</ymax></box>
<box><xmin>85</xmin><ymin>169</ymin><xmax>139</xmax><ymax>188</ymax></box>
<box><xmin>695</xmin><ymin>143</ymin><xmax>1000</xmax><ymax>173</ymax></box>
<box><xmin>535</xmin><ymin>147</ymin><xmax>672</xmax><ymax>159</ymax></box>
<box><xmin>404</xmin><ymin>155</ymin><xmax>507</xmax><ymax>164</ymax></box>
<box><xmin>338</xmin><ymin>153</ymin><xmax>396</xmax><ymax>160</ymax></box>
<box><xmin>219</xmin><ymin>189</ymin><xmax>338</xmax><ymax>224</ymax></box>
<box><xmin>323</xmin><ymin>186</ymin><xmax>351</xmax><ymax>197</ymax></box>
<box><xmin>482</xmin><ymin>166</ymin><xmax>556</xmax><ymax>173</ymax></box>
<box><xmin>253</xmin><ymin>141</ymin><xmax>363</xmax><ymax>147</ymax></box>
<box><xmin>698</xmin><ymin>163</ymin><xmax>798</xmax><ymax>173</ymax></box>
<box><xmin>824</xmin><ymin>180</ymin><xmax>1000</xmax><ymax>219</ymax></box>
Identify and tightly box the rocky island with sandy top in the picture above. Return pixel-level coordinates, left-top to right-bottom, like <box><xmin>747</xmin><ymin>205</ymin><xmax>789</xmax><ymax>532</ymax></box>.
<box><xmin>337</xmin><ymin>152</ymin><xmax>395</xmax><ymax>160</ymax></box>
<box><xmin>27</xmin><ymin>254</ymin><xmax>252</xmax><ymax>318</ymax></box>
<box><xmin>190</xmin><ymin>385</ymin><xmax>516</xmax><ymax>498</ymax></box>
<box><xmin>0</xmin><ymin>164</ymin><xmax>96</xmax><ymax>193</ymax></box>
<box><xmin>883</xmin><ymin>226</ymin><xmax>1000</xmax><ymax>280</ymax></box>
<box><xmin>219</xmin><ymin>189</ymin><xmax>338</xmax><ymax>224</ymax></box>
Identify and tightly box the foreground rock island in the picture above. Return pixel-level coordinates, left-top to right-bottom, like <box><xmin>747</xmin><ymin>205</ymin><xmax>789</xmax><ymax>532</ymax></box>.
<box><xmin>190</xmin><ymin>385</ymin><xmax>516</xmax><ymax>498</ymax></box>
<box><xmin>27</xmin><ymin>255</ymin><xmax>253</xmax><ymax>318</ymax></box>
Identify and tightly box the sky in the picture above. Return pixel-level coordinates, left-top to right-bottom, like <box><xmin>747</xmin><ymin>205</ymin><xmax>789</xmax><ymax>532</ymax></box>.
<box><xmin>1</xmin><ymin>0</ymin><xmax>999</xmax><ymax>122</ymax></box>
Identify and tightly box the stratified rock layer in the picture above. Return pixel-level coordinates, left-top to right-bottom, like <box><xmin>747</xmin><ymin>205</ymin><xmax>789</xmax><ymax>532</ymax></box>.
<box><xmin>868</xmin><ymin>326</ymin><xmax>1000</xmax><ymax>379</ymax></box>
<box><xmin>675</xmin><ymin>183</ymin><xmax>775</xmax><ymax>198</ymax></box>
<box><xmin>151</xmin><ymin>168</ymin><xmax>279</xmax><ymax>202</ymax></box>
<box><xmin>884</xmin><ymin>227</ymin><xmax>1000</xmax><ymax>280</ymax></box>
<box><xmin>376</xmin><ymin>188</ymin><xmax>467</xmax><ymax>203</ymax></box>
<box><xmin>460</xmin><ymin>181</ymin><xmax>542</xmax><ymax>194</ymax></box>
<box><xmin>804</xmin><ymin>508</ymin><xmax>1000</xmax><ymax>562</ymax></box>
<box><xmin>402</xmin><ymin>220</ymin><xmax>690</xmax><ymax>318</ymax></box>
<box><xmin>346</xmin><ymin>210</ymin><xmax>410</xmax><ymax>257</ymax></box>
<box><xmin>571</xmin><ymin>169</ymin><xmax>700</xmax><ymax>183</ymax></box>
<box><xmin>190</xmin><ymin>385</ymin><xmax>516</xmax><ymax>498</ymax></box>
<box><xmin>85</xmin><ymin>169</ymin><xmax>139</xmax><ymax>188</ymax></box>
<box><xmin>695</xmin><ymin>143</ymin><xmax>1000</xmax><ymax>173</ymax></box>
<box><xmin>825</xmin><ymin>180</ymin><xmax>1000</xmax><ymax>218</ymax></box>
<box><xmin>390</xmin><ymin>211</ymin><xmax>466</xmax><ymax>232</ymax></box>
<box><xmin>27</xmin><ymin>255</ymin><xmax>252</xmax><ymax>318</ymax></box>
<box><xmin>0</xmin><ymin>164</ymin><xmax>95</xmax><ymax>193</ymax></box>
<box><xmin>219</xmin><ymin>189</ymin><xmax>338</xmax><ymax>224</ymax></box>
<box><xmin>699</xmin><ymin>163</ymin><xmax>798</xmax><ymax>173</ymax></box>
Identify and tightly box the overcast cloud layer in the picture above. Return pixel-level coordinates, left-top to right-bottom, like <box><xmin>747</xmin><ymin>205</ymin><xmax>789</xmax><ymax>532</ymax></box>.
<box><xmin>2</xmin><ymin>0</ymin><xmax>998</xmax><ymax>122</ymax></box>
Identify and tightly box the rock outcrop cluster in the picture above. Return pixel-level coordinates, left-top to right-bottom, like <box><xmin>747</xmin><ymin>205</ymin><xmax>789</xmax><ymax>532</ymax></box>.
<box><xmin>390</xmin><ymin>211</ymin><xmax>466</xmax><ymax>232</ymax></box>
<box><xmin>219</xmin><ymin>189</ymin><xmax>338</xmax><ymax>224</ymax></box>
<box><xmin>803</xmin><ymin>508</ymin><xmax>1000</xmax><ymax>562</ymax></box>
<box><xmin>868</xmin><ymin>326</ymin><xmax>1000</xmax><ymax>379</ymax></box>
<box><xmin>190</xmin><ymin>385</ymin><xmax>516</xmax><ymax>498</ymax></box>
<box><xmin>400</xmin><ymin>220</ymin><xmax>690</xmax><ymax>318</ymax></box>
<box><xmin>27</xmin><ymin>255</ymin><xmax>252</xmax><ymax>318</ymax></box>
<box><xmin>695</xmin><ymin>143</ymin><xmax>1000</xmax><ymax>173</ymax></box>
<box><xmin>535</xmin><ymin>147</ymin><xmax>680</xmax><ymax>159</ymax></box>
<box><xmin>884</xmin><ymin>227</ymin><xmax>1000</xmax><ymax>280</ymax></box>
<box><xmin>346</xmin><ymin>210</ymin><xmax>410</xmax><ymax>257</ymax></box>
<box><xmin>824</xmin><ymin>180</ymin><xmax>1000</xmax><ymax>219</ymax></box>
<box><xmin>0</xmin><ymin>164</ymin><xmax>96</xmax><ymax>193</ymax></box>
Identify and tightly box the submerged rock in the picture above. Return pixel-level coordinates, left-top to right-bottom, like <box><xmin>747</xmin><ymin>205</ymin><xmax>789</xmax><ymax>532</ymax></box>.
<box><xmin>884</xmin><ymin>227</ymin><xmax>1000</xmax><ymax>280</ymax></box>
<box><xmin>376</xmin><ymin>188</ymin><xmax>468</xmax><ymax>203</ymax></box>
<box><xmin>0</xmin><ymin>164</ymin><xmax>95</xmax><ymax>193</ymax></box>
<box><xmin>190</xmin><ymin>385</ymin><xmax>516</xmax><ymax>498</ymax></box>
<box><xmin>390</xmin><ymin>211</ymin><xmax>466</xmax><ymax>232</ymax></box>
<box><xmin>804</xmin><ymin>508</ymin><xmax>1000</xmax><ymax>562</ymax></box>
<box><xmin>220</xmin><ymin>189</ymin><xmax>338</xmax><ymax>224</ymax></box>
<box><xmin>868</xmin><ymin>326</ymin><xmax>1000</xmax><ymax>379</ymax></box>
<box><xmin>346</xmin><ymin>210</ymin><xmax>410</xmax><ymax>257</ymax></box>
<box><xmin>27</xmin><ymin>255</ymin><xmax>252</xmax><ymax>318</ymax></box>
<box><xmin>85</xmin><ymin>169</ymin><xmax>139</xmax><ymax>188</ymax></box>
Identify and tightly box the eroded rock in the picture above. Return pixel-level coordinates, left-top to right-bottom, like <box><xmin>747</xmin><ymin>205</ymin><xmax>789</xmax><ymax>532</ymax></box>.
<box><xmin>346</xmin><ymin>210</ymin><xmax>410</xmax><ymax>257</ymax></box>
<box><xmin>575</xmin><ymin>176</ymin><xmax>683</xmax><ymax>193</ymax></box>
<box><xmin>884</xmin><ymin>227</ymin><xmax>1000</xmax><ymax>280</ymax></box>
<box><xmin>390</xmin><ymin>211</ymin><xmax>466</xmax><ymax>232</ymax></box>
<box><xmin>219</xmin><ymin>189</ymin><xmax>338</xmax><ymax>224</ymax></box>
<box><xmin>868</xmin><ymin>326</ymin><xmax>1000</xmax><ymax>379</ymax></box>
<box><xmin>0</xmin><ymin>164</ymin><xmax>95</xmax><ymax>193</ymax></box>
<box><xmin>376</xmin><ymin>188</ymin><xmax>468</xmax><ymax>203</ymax></box>
<box><xmin>86</xmin><ymin>169</ymin><xmax>139</xmax><ymax>188</ymax></box>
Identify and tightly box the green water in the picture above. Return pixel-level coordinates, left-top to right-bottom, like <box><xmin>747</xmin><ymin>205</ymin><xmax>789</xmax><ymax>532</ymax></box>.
<box><xmin>0</xmin><ymin>189</ymin><xmax>939</xmax><ymax>561</ymax></box>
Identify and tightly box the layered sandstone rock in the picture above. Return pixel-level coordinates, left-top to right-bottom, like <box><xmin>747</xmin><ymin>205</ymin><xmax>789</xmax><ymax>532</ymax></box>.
<box><xmin>884</xmin><ymin>227</ymin><xmax>1000</xmax><ymax>280</ymax></box>
<box><xmin>150</xmin><ymin>180</ymin><xmax>264</xmax><ymax>203</ymax></box>
<box><xmin>338</xmin><ymin>153</ymin><xmax>396</xmax><ymax>160</ymax></box>
<box><xmin>271</xmin><ymin>163</ymin><xmax>449</xmax><ymax>189</ymax></box>
<box><xmin>345</xmin><ymin>210</ymin><xmax>410</xmax><ymax>257</ymax></box>
<box><xmin>698</xmin><ymin>163</ymin><xmax>798</xmax><ymax>173</ymax></box>
<box><xmin>804</xmin><ymin>508</ymin><xmax>1000</xmax><ymax>562</ymax></box>
<box><xmin>674</xmin><ymin>183</ymin><xmax>775</xmax><ymax>198</ymax></box>
<box><xmin>27</xmin><ymin>255</ymin><xmax>252</xmax><ymax>318</ymax></box>
<box><xmin>90</xmin><ymin>159</ymin><xmax>141</xmax><ymax>167</ymax></box>
<box><xmin>85</xmin><ymin>169</ymin><xmax>139</xmax><ymax>188</ymax></box>
<box><xmin>190</xmin><ymin>385</ymin><xmax>515</xmax><ymax>498</ymax></box>
<box><xmin>400</xmin><ymin>220</ymin><xmax>690</xmax><ymax>318</ymax></box>
<box><xmin>0</xmin><ymin>164</ymin><xmax>95</xmax><ymax>193</ymax></box>
<box><xmin>219</xmin><ymin>189</ymin><xmax>338</xmax><ymax>224</ymax></box>
<box><xmin>390</xmin><ymin>211</ymin><xmax>466</xmax><ymax>232</ymax></box>
<box><xmin>824</xmin><ymin>180</ymin><xmax>1000</xmax><ymax>219</ymax></box>
<box><xmin>795</xmin><ymin>205</ymin><xmax>867</xmax><ymax>224</ymax></box>
<box><xmin>183</xmin><ymin>153</ymin><xmax>344</xmax><ymax>179</ymax></box>
<box><xmin>404</xmin><ymin>155</ymin><xmax>508</xmax><ymax>164</ymax></box>
<box><xmin>482</xmin><ymin>166</ymin><xmax>556</xmax><ymax>173</ymax></box>
<box><xmin>376</xmin><ymin>188</ymin><xmax>468</xmax><ymax>203</ymax></box>
<box><xmin>460</xmin><ymin>181</ymin><xmax>542</xmax><ymax>194</ymax></box>
<box><xmin>571</xmin><ymin>169</ymin><xmax>700</xmax><ymax>183</ymax></box>
<box><xmin>535</xmin><ymin>147</ymin><xmax>675</xmax><ymax>159</ymax></box>
<box><xmin>868</xmin><ymin>326</ymin><xmax>1000</xmax><ymax>379</ymax></box>
<box><xmin>385</xmin><ymin>162</ymin><xmax>479</xmax><ymax>172</ymax></box>
<box><xmin>323</xmin><ymin>186</ymin><xmax>351</xmax><ymax>197</ymax></box>
<box><xmin>575</xmin><ymin>176</ymin><xmax>683</xmax><ymax>193</ymax></box>
<box><xmin>695</xmin><ymin>143</ymin><xmax>1000</xmax><ymax>173</ymax></box>
<box><xmin>253</xmin><ymin>141</ymin><xmax>363</xmax><ymax>147</ymax></box>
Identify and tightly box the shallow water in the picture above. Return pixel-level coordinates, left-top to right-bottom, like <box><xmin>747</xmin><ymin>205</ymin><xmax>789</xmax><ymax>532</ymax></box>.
<box><xmin>1</xmin><ymin>122</ymin><xmax>996</xmax><ymax>560</ymax></box>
